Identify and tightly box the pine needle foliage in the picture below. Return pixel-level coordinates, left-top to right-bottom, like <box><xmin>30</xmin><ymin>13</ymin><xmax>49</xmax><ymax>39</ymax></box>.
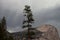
<box><xmin>22</xmin><ymin>5</ymin><xmax>35</xmax><ymax>40</ymax></box>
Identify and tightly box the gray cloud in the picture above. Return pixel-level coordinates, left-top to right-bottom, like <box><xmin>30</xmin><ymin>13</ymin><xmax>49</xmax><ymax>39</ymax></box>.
<box><xmin>33</xmin><ymin>6</ymin><xmax>60</xmax><ymax>35</ymax></box>
<box><xmin>6</xmin><ymin>6</ymin><xmax>60</xmax><ymax>34</ymax></box>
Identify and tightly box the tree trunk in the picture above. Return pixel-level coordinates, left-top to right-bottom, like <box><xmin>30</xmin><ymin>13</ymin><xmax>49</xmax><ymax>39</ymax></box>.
<box><xmin>28</xmin><ymin>27</ymin><xmax>30</xmax><ymax>40</ymax></box>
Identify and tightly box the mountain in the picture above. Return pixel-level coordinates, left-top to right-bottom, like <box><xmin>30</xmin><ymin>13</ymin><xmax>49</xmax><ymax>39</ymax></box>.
<box><xmin>10</xmin><ymin>24</ymin><xmax>60</xmax><ymax>40</ymax></box>
<box><xmin>36</xmin><ymin>24</ymin><xmax>60</xmax><ymax>40</ymax></box>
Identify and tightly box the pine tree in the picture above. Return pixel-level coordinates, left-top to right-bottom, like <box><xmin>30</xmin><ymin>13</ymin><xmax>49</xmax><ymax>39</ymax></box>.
<box><xmin>22</xmin><ymin>5</ymin><xmax>35</xmax><ymax>40</ymax></box>
<box><xmin>0</xmin><ymin>16</ymin><xmax>7</xmax><ymax>40</ymax></box>
<box><xmin>0</xmin><ymin>23</ymin><xmax>2</xmax><ymax>40</ymax></box>
<box><xmin>1</xmin><ymin>16</ymin><xmax>6</xmax><ymax>30</ymax></box>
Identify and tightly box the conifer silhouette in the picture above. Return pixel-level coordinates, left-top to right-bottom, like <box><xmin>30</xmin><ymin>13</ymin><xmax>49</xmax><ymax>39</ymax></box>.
<box><xmin>22</xmin><ymin>5</ymin><xmax>35</xmax><ymax>40</ymax></box>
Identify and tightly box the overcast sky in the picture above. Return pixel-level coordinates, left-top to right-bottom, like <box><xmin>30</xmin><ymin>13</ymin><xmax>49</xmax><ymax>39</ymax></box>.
<box><xmin>0</xmin><ymin>0</ymin><xmax>60</xmax><ymax>35</ymax></box>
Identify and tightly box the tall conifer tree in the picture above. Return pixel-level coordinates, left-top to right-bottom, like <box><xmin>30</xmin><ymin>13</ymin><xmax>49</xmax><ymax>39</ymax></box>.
<box><xmin>0</xmin><ymin>16</ymin><xmax>7</xmax><ymax>40</ymax></box>
<box><xmin>22</xmin><ymin>5</ymin><xmax>35</xmax><ymax>40</ymax></box>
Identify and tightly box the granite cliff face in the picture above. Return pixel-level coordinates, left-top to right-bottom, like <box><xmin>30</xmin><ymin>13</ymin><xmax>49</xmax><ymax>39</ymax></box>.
<box><xmin>11</xmin><ymin>24</ymin><xmax>60</xmax><ymax>40</ymax></box>
<box><xmin>36</xmin><ymin>24</ymin><xmax>60</xmax><ymax>40</ymax></box>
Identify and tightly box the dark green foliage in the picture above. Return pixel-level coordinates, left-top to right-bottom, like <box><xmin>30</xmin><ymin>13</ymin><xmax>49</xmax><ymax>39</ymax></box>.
<box><xmin>22</xmin><ymin>5</ymin><xmax>34</xmax><ymax>28</ymax></box>
<box><xmin>8</xmin><ymin>35</ymin><xmax>14</xmax><ymax>40</ymax></box>
<box><xmin>1</xmin><ymin>16</ymin><xmax>6</xmax><ymax>26</ymax></box>
<box><xmin>22</xmin><ymin>24</ymin><xmax>32</xmax><ymax>28</ymax></box>
<box><xmin>0</xmin><ymin>16</ymin><xmax>14</xmax><ymax>40</ymax></box>
<box><xmin>22</xmin><ymin>5</ymin><xmax>35</xmax><ymax>40</ymax></box>
<box><xmin>25</xmin><ymin>31</ymin><xmax>35</xmax><ymax>38</ymax></box>
<box><xmin>0</xmin><ymin>16</ymin><xmax>8</xmax><ymax>40</ymax></box>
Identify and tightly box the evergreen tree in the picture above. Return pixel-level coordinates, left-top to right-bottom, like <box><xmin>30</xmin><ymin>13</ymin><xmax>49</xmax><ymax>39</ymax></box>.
<box><xmin>0</xmin><ymin>16</ymin><xmax>7</xmax><ymax>40</ymax></box>
<box><xmin>0</xmin><ymin>23</ymin><xmax>2</xmax><ymax>40</ymax></box>
<box><xmin>22</xmin><ymin>5</ymin><xmax>35</xmax><ymax>40</ymax></box>
<box><xmin>1</xmin><ymin>16</ymin><xmax>6</xmax><ymax>30</ymax></box>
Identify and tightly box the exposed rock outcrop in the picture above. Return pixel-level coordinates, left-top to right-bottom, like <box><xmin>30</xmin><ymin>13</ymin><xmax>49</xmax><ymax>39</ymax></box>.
<box><xmin>36</xmin><ymin>24</ymin><xmax>60</xmax><ymax>40</ymax></box>
<box><xmin>10</xmin><ymin>24</ymin><xmax>60</xmax><ymax>40</ymax></box>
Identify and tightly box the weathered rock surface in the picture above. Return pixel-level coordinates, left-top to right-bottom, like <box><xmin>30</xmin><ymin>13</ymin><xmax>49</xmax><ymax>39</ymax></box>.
<box><xmin>11</xmin><ymin>24</ymin><xmax>60</xmax><ymax>40</ymax></box>
<box><xmin>36</xmin><ymin>24</ymin><xmax>60</xmax><ymax>40</ymax></box>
